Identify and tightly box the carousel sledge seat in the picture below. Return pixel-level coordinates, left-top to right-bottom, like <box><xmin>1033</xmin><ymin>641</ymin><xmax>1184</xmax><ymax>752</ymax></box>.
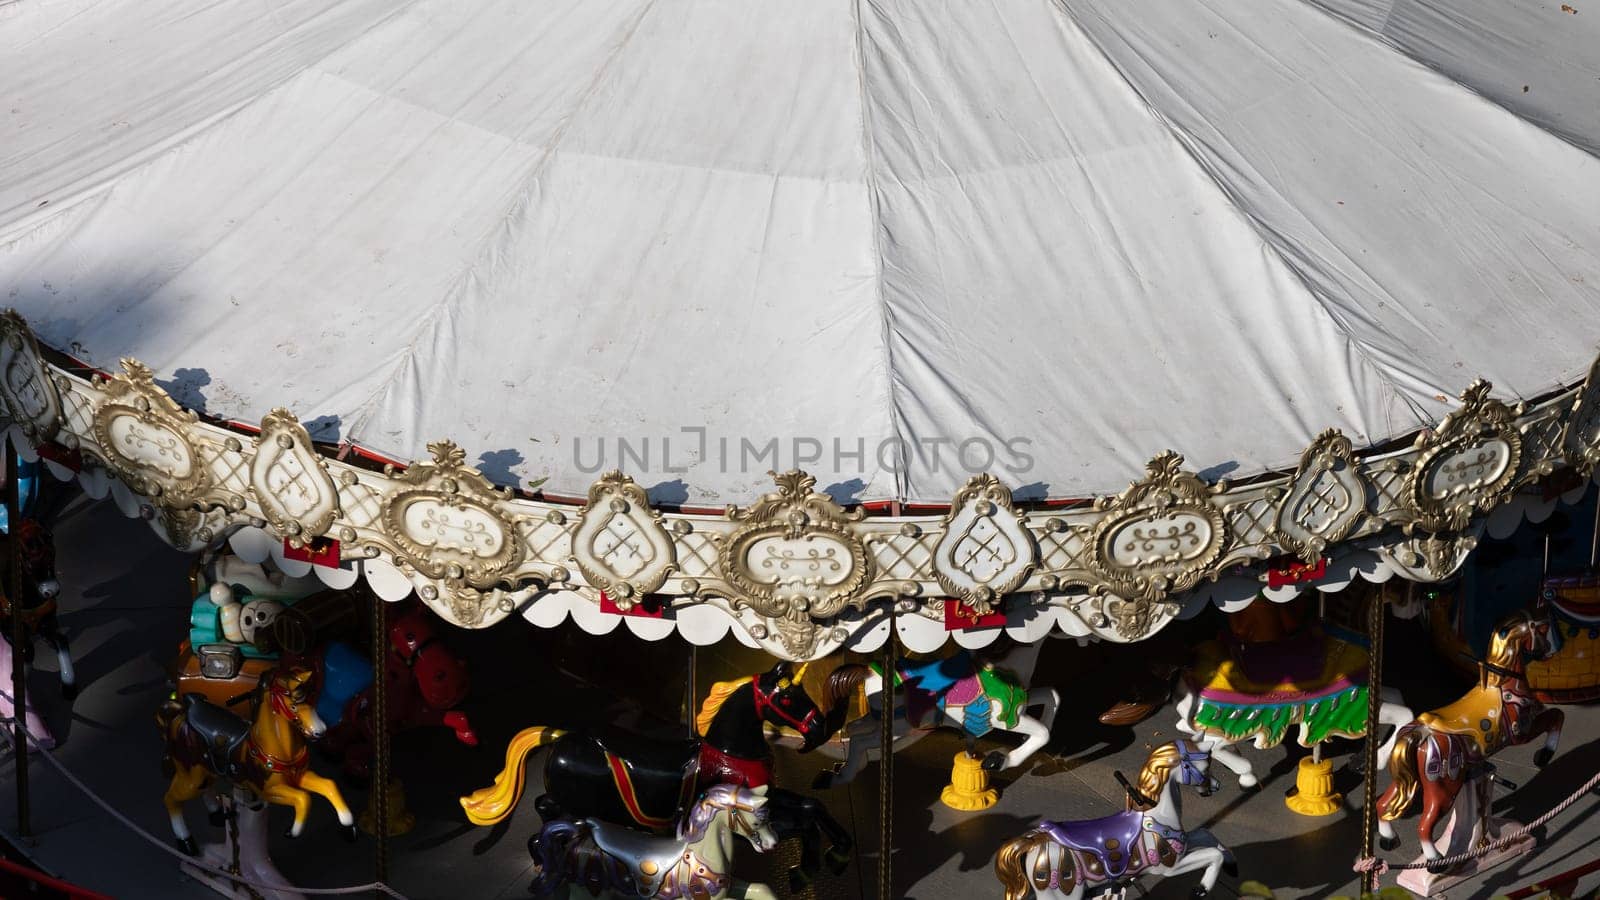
<box><xmin>182</xmin><ymin>693</ymin><xmax>251</xmax><ymax>770</ymax></box>
<box><xmin>1225</xmin><ymin>629</ymin><xmax>1329</xmax><ymax>685</ymax></box>
<box><xmin>1039</xmin><ymin>811</ymin><xmax>1145</xmax><ymax>878</ymax></box>
<box><xmin>582</xmin><ymin>817</ymin><xmax>678</xmax><ymax>885</ymax></box>
<box><xmin>1417</xmin><ymin>687</ymin><xmax>1500</xmax><ymax>756</ymax></box>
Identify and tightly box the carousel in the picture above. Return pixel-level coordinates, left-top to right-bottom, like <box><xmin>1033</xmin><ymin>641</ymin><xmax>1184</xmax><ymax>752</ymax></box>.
<box><xmin>1</xmin><ymin>0</ymin><xmax>1600</xmax><ymax>896</ymax></box>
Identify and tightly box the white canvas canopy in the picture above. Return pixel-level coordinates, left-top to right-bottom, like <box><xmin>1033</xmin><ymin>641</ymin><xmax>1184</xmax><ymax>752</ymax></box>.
<box><xmin>4</xmin><ymin>0</ymin><xmax>1598</xmax><ymax>506</ymax></box>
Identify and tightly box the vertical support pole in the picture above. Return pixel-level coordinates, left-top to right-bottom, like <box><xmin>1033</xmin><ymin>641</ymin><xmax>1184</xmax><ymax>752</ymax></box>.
<box><xmin>877</xmin><ymin>622</ymin><xmax>896</xmax><ymax>900</ymax></box>
<box><xmin>1358</xmin><ymin>580</ymin><xmax>1390</xmax><ymax>894</ymax></box>
<box><xmin>368</xmin><ymin>588</ymin><xmax>389</xmax><ymax>895</ymax></box>
<box><xmin>7</xmin><ymin>449</ymin><xmax>29</xmax><ymax>837</ymax></box>
<box><xmin>685</xmin><ymin>645</ymin><xmax>698</xmax><ymax>736</ymax></box>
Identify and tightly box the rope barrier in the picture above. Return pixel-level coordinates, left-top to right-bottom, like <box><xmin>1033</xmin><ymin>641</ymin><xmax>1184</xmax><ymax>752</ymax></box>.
<box><xmin>1353</xmin><ymin>767</ymin><xmax>1600</xmax><ymax>878</ymax></box>
<box><xmin>0</xmin><ymin>694</ymin><xmax>409</xmax><ymax>898</ymax></box>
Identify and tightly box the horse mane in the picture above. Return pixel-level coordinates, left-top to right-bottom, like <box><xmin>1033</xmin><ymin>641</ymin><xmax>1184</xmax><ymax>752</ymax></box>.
<box><xmin>696</xmin><ymin>677</ymin><xmax>753</xmax><ymax>736</ymax></box>
<box><xmin>677</xmin><ymin>783</ymin><xmax>765</xmax><ymax>842</ymax></box>
<box><xmin>1130</xmin><ymin>742</ymin><xmax>1181</xmax><ymax>811</ymax></box>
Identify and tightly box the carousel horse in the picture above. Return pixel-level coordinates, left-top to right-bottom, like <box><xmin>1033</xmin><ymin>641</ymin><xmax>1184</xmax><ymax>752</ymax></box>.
<box><xmin>1</xmin><ymin>516</ymin><xmax>75</xmax><ymax>701</ymax></box>
<box><xmin>1171</xmin><ymin>621</ymin><xmax>1412</xmax><ymax>790</ymax></box>
<box><xmin>813</xmin><ymin>649</ymin><xmax>1059</xmax><ymax>788</ymax></box>
<box><xmin>463</xmin><ymin>661</ymin><xmax>867</xmax><ymax>892</ymax></box>
<box><xmin>1377</xmin><ymin>610</ymin><xmax>1563</xmax><ymax>861</ymax></box>
<box><xmin>995</xmin><ymin>741</ymin><xmax>1236</xmax><ymax>899</ymax></box>
<box><xmin>317</xmin><ymin>602</ymin><xmax>478</xmax><ymax>778</ymax></box>
<box><xmin>529</xmin><ymin>783</ymin><xmax>777</xmax><ymax>900</ymax></box>
<box><xmin>158</xmin><ymin>662</ymin><xmax>357</xmax><ymax>855</ymax></box>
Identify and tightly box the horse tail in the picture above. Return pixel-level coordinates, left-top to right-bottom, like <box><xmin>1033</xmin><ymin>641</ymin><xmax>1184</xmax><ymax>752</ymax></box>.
<box><xmin>460</xmin><ymin>726</ymin><xmax>567</xmax><ymax>825</ymax></box>
<box><xmin>995</xmin><ymin>830</ymin><xmax>1053</xmax><ymax>900</ymax></box>
<box><xmin>1380</xmin><ymin>726</ymin><xmax>1425</xmax><ymax>822</ymax></box>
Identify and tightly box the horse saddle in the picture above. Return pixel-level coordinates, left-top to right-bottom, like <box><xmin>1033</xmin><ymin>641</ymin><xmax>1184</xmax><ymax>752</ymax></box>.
<box><xmin>582</xmin><ymin>818</ymin><xmax>676</xmax><ymax>894</ymax></box>
<box><xmin>1040</xmin><ymin>811</ymin><xmax>1145</xmax><ymax>879</ymax></box>
<box><xmin>590</xmin><ymin>731</ymin><xmax>700</xmax><ymax>829</ymax></box>
<box><xmin>1418</xmin><ymin>687</ymin><xmax>1501</xmax><ymax>756</ymax></box>
<box><xmin>183</xmin><ymin>693</ymin><xmax>251</xmax><ymax>773</ymax></box>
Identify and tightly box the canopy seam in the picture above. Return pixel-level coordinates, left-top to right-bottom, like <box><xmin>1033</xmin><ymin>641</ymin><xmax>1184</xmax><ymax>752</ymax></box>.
<box><xmin>851</xmin><ymin>0</ymin><xmax>906</xmax><ymax>502</ymax></box>
<box><xmin>343</xmin><ymin>0</ymin><xmax>663</xmax><ymax>453</ymax></box>
<box><xmin>1044</xmin><ymin>0</ymin><xmax>1436</xmax><ymax>438</ymax></box>
<box><xmin>1288</xmin><ymin>0</ymin><xmax>1600</xmax><ymax>160</ymax></box>
<box><xmin>0</xmin><ymin>0</ymin><xmax>426</xmax><ymax>241</ymax></box>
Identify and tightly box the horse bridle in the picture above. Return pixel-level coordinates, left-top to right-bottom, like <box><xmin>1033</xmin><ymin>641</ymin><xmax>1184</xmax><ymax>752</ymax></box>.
<box><xmin>1172</xmin><ymin>740</ymin><xmax>1212</xmax><ymax>788</ymax></box>
<box><xmin>751</xmin><ymin>673</ymin><xmax>820</xmax><ymax>736</ymax></box>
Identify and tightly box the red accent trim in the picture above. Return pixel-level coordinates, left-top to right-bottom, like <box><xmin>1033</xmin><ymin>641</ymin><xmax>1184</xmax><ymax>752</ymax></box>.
<box><xmin>34</xmin><ymin>441</ymin><xmax>83</xmax><ymax>473</ymax></box>
<box><xmin>0</xmin><ymin>858</ymin><xmax>113</xmax><ymax>899</ymax></box>
<box><xmin>1542</xmin><ymin>467</ymin><xmax>1585</xmax><ymax>501</ymax></box>
<box><xmin>282</xmin><ymin>536</ymin><xmax>341</xmax><ymax>568</ymax></box>
<box><xmin>945</xmin><ymin>598</ymin><xmax>1007</xmax><ymax>631</ymax></box>
<box><xmin>1266</xmin><ymin>556</ymin><xmax>1328</xmax><ymax>588</ymax></box>
<box><xmin>599</xmin><ymin>592</ymin><xmax>665</xmax><ymax>618</ymax></box>
<box><xmin>605</xmin><ymin>752</ymin><xmax>673</xmax><ymax>829</ymax></box>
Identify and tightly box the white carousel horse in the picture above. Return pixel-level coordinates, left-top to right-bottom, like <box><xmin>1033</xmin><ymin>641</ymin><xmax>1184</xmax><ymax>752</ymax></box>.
<box><xmin>1172</xmin><ymin>630</ymin><xmax>1411</xmax><ymax>790</ymax></box>
<box><xmin>814</xmin><ymin>650</ymin><xmax>1058</xmax><ymax>789</ymax></box>
<box><xmin>528</xmin><ymin>784</ymin><xmax>778</xmax><ymax>900</ymax></box>
<box><xmin>995</xmin><ymin>741</ymin><xmax>1236</xmax><ymax>899</ymax></box>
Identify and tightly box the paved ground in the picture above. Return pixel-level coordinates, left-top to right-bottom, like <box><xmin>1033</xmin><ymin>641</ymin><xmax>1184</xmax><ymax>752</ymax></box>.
<box><xmin>0</xmin><ymin>496</ymin><xmax>1597</xmax><ymax>899</ymax></box>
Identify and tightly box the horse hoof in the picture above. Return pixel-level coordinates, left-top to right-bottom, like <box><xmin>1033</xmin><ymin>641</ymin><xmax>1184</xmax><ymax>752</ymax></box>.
<box><xmin>1425</xmin><ymin>859</ymin><xmax>1451</xmax><ymax>875</ymax></box>
<box><xmin>343</xmin><ymin>824</ymin><xmax>358</xmax><ymax>843</ymax></box>
<box><xmin>178</xmin><ymin>837</ymin><xmax>199</xmax><ymax>857</ymax></box>
<box><xmin>824</xmin><ymin>847</ymin><xmax>851</xmax><ymax>875</ymax></box>
<box><xmin>981</xmin><ymin>751</ymin><xmax>1007</xmax><ymax>773</ymax></box>
<box><xmin>1190</xmin><ymin>888</ymin><xmax>1209</xmax><ymax>899</ymax></box>
<box><xmin>811</xmin><ymin>771</ymin><xmax>835</xmax><ymax>791</ymax></box>
<box><xmin>1535</xmin><ymin>747</ymin><xmax>1554</xmax><ymax>768</ymax></box>
<box><xmin>1379</xmin><ymin>835</ymin><xmax>1399</xmax><ymax>852</ymax></box>
<box><xmin>208</xmin><ymin>809</ymin><xmax>227</xmax><ymax>828</ymax></box>
<box><xmin>61</xmin><ymin>683</ymin><xmax>78</xmax><ymax>702</ymax></box>
<box><xmin>1223</xmin><ymin>859</ymin><xmax>1239</xmax><ymax>878</ymax></box>
<box><xmin>788</xmin><ymin>869</ymin><xmax>811</xmax><ymax>894</ymax></box>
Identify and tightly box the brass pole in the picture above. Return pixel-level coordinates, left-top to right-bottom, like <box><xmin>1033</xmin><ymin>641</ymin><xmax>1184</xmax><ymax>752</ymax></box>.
<box><xmin>368</xmin><ymin>587</ymin><xmax>389</xmax><ymax>894</ymax></box>
<box><xmin>8</xmin><ymin>450</ymin><xmax>29</xmax><ymax>837</ymax></box>
<box><xmin>1358</xmin><ymin>581</ymin><xmax>1391</xmax><ymax>894</ymax></box>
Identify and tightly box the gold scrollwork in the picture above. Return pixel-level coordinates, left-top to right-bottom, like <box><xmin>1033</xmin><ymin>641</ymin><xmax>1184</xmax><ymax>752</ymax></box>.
<box><xmin>717</xmin><ymin>470</ymin><xmax>873</xmax><ymax>656</ymax></box>
<box><xmin>251</xmin><ymin>408</ymin><xmax>341</xmax><ymax>544</ymax></box>
<box><xmin>570</xmin><ymin>470</ymin><xmax>677</xmax><ymax>610</ymax></box>
<box><xmin>1273</xmin><ymin>428</ymin><xmax>1367</xmax><ymax>563</ymax></box>
<box><xmin>933</xmin><ymin>474</ymin><xmax>1036</xmax><ymax>616</ymax></box>
<box><xmin>89</xmin><ymin>359</ymin><xmax>211</xmax><ymax>509</ymax></box>
<box><xmin>379</xmin><ymin>440</ymin><xmax>523</xmax><ymax>589</ymax></box>
<box><xmin>1562</xmin><ymin>352</ymin><xmax>1600</xmax><ymax>476</ymax></box>
<box><xmin>1086</xmin><ymin>451</ymin><xmax>1228</xmax><ymax>637</ymax></box>
<box><xmin>0</xmin><ymin>310</ymin><xmax>63</xmax><ymax>443</ymax></box>
<box><xmin>1405</xmin><ymin>380</ymin><xmax>1524</xmax><ymax>533</ymax></box>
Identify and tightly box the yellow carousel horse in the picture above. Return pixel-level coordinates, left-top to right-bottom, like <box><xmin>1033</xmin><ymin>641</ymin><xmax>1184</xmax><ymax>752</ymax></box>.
<box><xmin>158</xmin><ymin>663</ymin><xmax>356</xmax><ymax>855</ymax></box>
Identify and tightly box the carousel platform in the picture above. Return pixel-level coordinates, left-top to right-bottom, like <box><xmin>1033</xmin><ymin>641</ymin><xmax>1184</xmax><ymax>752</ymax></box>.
<box><xmin>1</xmin><ymin>498</ymin><xmax>1599</xmax><ymax>899</ymax></box>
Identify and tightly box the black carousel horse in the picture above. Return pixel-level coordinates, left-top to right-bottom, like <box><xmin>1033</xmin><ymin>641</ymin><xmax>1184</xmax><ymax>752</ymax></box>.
<box><xmin>461</xmin><ymin>660</ymin><xmax>868</xmax><ymax>891</ymax></box>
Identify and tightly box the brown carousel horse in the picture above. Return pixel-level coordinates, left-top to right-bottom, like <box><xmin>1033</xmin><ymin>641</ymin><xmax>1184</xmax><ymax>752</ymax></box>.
<box><xmin>158</xmin><ymin>663</ymin><xmax>357</xmax><ymax>855</ymax></box>
<box><xmin>1376</xmin><ymin>610</ymin><xmax>1563</xmax><ymax>861</ymax></box>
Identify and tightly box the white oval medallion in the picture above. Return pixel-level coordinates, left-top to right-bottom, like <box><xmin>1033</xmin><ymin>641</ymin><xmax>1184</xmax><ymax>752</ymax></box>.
<box><xmin>107</xmin><ymin>413</ymin><xmax>194</xmax><ymax>479</ymax></box>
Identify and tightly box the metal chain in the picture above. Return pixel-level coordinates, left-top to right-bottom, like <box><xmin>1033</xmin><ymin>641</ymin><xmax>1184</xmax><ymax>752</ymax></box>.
<box><xmin>1358</xmin><ymin>581</ymin><xmax>1389</xmax><ymax>893</ymax></box>
<box><xmin>368</xmin><ymin>587</ymin><xmax>390</xmax><ymax>896</ymax></box>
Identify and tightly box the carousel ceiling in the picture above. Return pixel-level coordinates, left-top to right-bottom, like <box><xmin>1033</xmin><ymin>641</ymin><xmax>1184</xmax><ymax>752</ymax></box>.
<box><xmin>2</xmin><ymin>0</ymin><xmax>1599</xmax><ymax>509</ymax></box>
<box><xmin>2</xmin><ymin>0</ymin><xmax>1599</xmax><ymax>657</ymax></box>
